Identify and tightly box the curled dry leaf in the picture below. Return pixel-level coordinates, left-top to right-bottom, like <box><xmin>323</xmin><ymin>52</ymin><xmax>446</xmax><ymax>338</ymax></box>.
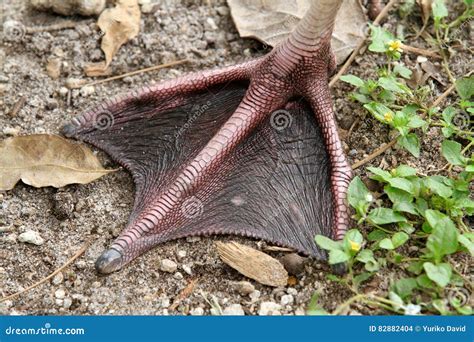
<box><xmin>226</xmin><ymin>0</ymin><xmax>367</xmax><ymax>64</ymax></box>
<box><xmin>0</xmin><ymin>134</ymin><xmax>114</xmax><ymax>191</ymax></box>
<box><xmin>215</xmin><ymin>241</ymin><xmax>288</xmax><ymax>287</ymax></box>
<box><xmin>85</xmin><ymin>0</ymin><xmax>141</xmax><ymax>76</ymax></box>
<box><xmin>417</xmin><ymin>0</ymin><xmax>433</xmax><ymax>27</ymax></box>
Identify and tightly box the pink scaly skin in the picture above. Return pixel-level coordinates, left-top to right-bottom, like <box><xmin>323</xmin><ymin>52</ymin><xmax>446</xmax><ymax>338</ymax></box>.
<box><xmin>63</xmin><ymin>0</ymin><xmax>352</xmax><ymax>274</ymax></box>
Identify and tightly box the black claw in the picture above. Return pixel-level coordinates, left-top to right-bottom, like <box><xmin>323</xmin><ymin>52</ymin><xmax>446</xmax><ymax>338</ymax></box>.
<box><xmin>95</xmin><ymin>248</ymin><xmax>123</xmax><ymax>274</ymax></box>
<box><xmin>61</xmin><ymin>123</ymin><xmax>78</xmax><ymax>138</ymax></box>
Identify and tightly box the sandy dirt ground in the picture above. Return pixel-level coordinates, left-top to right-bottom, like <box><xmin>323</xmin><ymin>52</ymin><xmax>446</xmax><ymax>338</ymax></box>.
<box><xmin>0</xmin><ymin>0</ymin><xmax>471</xmax><ymax>315</ymax></box>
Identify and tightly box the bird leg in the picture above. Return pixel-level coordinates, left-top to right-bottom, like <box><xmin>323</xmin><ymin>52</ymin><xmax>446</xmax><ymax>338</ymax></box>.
<box><xmin>63</xmin><ymin>0</ymin><xmax>352</xmax><ymax>274</ymax></box>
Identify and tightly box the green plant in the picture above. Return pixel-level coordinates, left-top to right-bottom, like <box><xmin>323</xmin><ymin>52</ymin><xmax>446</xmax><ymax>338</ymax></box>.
<box><xmin>312</xmin><ymin>5</ymin><xmax>473</xmax><ymax>315</ymax></box>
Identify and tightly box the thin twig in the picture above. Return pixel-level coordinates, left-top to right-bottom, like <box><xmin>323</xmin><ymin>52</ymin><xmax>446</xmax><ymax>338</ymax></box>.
<box><xmin>329</xmin><ymin>0</ymin><xmax>399</xmax><ymax>88</ymax></box>
<box><xmin>352</xmin><ymin>139</ymin><xmax>397</xmax><ymax>169</ymax></box>
<box><xmin>431</xmin><ymin>83</ymin><xmax>456</xmax><ymax>108</ymax></box>
<box><xmin>169</xmin><ymin>278</ymin><xmax>198</xmax><ymax>311</ymax></box>
<box><xmin>399</xmin><ymin>43</ymin><xmax>441</xmax><ymax>59</ymax></box>
<box><xmin>0</xmin><ymin>240</ymin><xmax>90</xmax><ymax>303</ymax></box>
<box><xmin>26</xmin><ymin>20</ymin><xmax>89</xmax><ymax>34</ymax></box>
<box><xmin>70</xmin><ymin>59</ymin><xmax>190</xmax><ymax>89</ymax></box>
<box><xmin>8</xmin><ymin>95</ymin><xmax>27</xmax><ymax>117</ymax></box>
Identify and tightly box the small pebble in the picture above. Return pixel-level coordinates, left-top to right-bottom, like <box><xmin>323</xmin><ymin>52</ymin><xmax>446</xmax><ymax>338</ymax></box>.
<box><xmin>0</xmin><ymin>75</ymin><xmax>9</xmax><ymax>83</ymax></box>
<box><xmin>249</xmin><ymin>290</ymin><xmax>261</xmax><ymax>301</ymax></box>
<box><xmin>55</xmin><ymin>288</ymin><xmax>66</xmax><ymax>299</ymax></box>
<box><xmin>3</xmin><ymin>127</ymin><xmax>20</xmax><ymax>136</ymax></box>
<box><xmin>63</xmin><ymin>297</ymin><xmax>72</xmax><ymax>309</ymax></box>
<box><xmin>182</xmin><ymin>264</ymin><xmax>192</xmax><ymax>275</ymax></box>
<box><xmin>58</xmin><ymin>87</ymin><xmax>69</xmax><ymax>97</ymax></box>
<box><xmin>75</xmin><ymin>260</ymin><xmax>87</xmax><ymax>269</ymax></box>
<box><xmin>280</xmin><ymin>294</ymin><xmax>294</xmax><ymax>306</ymax></box>
<box><xmin>176</xmin><ymin>250</ymin><xmax>187</xmax><ymax>259</ymax></box>
<box><xmin>18</xmin><ymin>230</ymin><xmax>44</xmax><ymax>245</ymax></box>
<box><xmin>279</xmin><ymin>253</ymin><xmax>306</xmax><ymax>275</ymax></box>
<box><xmin>233</xmin><ymin>281</ymin><xmax>255</xmax><ymax>296</ymax></box>
<box><xmin>222</xmin><ymin>304</ymin><xmax>245</xmax><ymax>316</ymax></box>
<box><xmin>174</xmin><ymin>272</ymin><xmax>183</xmax><ymax>280</ymax></box>
<box><xmin>46</xmin><ymin>58</ymin><xmax>61</xmax><ymax>79</ymax></box>
<box><xmin>190</xmin><ymin>307</ymin><xmax>204</xmax><ymax>316</ymax></box>
<box><xmin>80</xmin><ymin>85</ymin><xmax>95</xmax><ymax>97</ymax></box>
<box><xmin>52</xmin><ymin>272</ymin><xmax>64</xmax><ymax>285</ymax></box>
<box><xmin>159</xmin><ymin>259</ymin><xmax>177</xmax><ymax>273</ymax></box>
<box><xmin>258</xmin><ymin>302</ymin><xmax>282</xmax><ymax>316</ymax></box>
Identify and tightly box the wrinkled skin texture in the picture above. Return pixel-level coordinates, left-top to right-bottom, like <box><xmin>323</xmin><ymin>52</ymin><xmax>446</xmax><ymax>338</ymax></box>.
<box><xmin>62</xmin><ymin>0</ymin><xmax>352</xmax><ymax>274</ymax></box>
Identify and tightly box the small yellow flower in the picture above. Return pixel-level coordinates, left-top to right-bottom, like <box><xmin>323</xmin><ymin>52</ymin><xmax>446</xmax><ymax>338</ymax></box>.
<box><xmin>349</xmin><ymin>240</ymin><xmax>361</xmax><ymax>252</ymax></box>
<box><xmin>384</xmin><ymin>112</ymin><xmax>393</xmax><ymax>122</ymax></box>
<box><xmin>387</xmin><ymin>40</ymin><xmax>403</xmax><ymax>53</ymax></box>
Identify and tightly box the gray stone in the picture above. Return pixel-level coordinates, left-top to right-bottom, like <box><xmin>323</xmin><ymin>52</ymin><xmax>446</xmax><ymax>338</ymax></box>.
<box><xmin>18</xmin><ymin>230</ymin><xmax>44</xmax><ymax>245</ymax></box>
<box><xmin>222</xmin><ymin>304</ymin><xmax>245</xmax><ymax>316</ymax></box>
<box><xmin>258</xmin><ymin>302</ymin><xmax>282</xmax><ymax>316</ymax></box>
<box><xmin>159</xmin><ymin>259</ymin><xmax>177</xmax><ymax>273</ymax></box>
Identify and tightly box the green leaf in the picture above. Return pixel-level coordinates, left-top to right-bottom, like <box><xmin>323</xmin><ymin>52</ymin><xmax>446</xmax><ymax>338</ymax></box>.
<box><xmin>393</xmin><ymin>201</ymin><xmax>418</xmax><ymax>215</ymax></box>
<box><xmin>393</xmin><ymin>277</ymin><xmax>418</xmax><ymax>299</ymax></box>
<box><xmin>347</xmin><ymin>176</ymin><xmax>373</xmax><ymax>218</ymax></box>
<box><xmin>455</xmin><ymin>76</ymin><xmax>474</xmax><ymax>100</ymax></box>
<box><xmin>432</xmin><ymin>0</ymin><xmax>448</xmax><ymax>21</ymax></box>
<box><xmin>379</xmin><ymin>77</ymin><xmax>409</xmax><ymax>93</ymax></box>
<box><xmin>407</xmin><ymin>115</ymin><xmax>426</xmax><ymax>129</ymax></box>
<box><xmin>442</xmin><ymin>106</ymin><xmax>457</xmax><ymax>124</ymax></box>
<box><xmin>368</xmin><ymin>25</ymin><xmax>395</xmax><ymax>53</ymax></box>
<box><xmin>392</xmin><ymin>232</ymin><xmax>410</xmax><ymax>248</ymax></box>
<box><xmin>364</xmin><ymin>102</ymin><xmax>394</xmax><ymax>124</ymax></box>
<box><xmin>379</xmin><ymin>238</ymin><xmax>394</xmax><ymax>250</ymax></box>
<box><xmin>353</xmin><ymin>272</ymin><xmax>373</xmax><ymax>288</ymax></box>
<box><xmin>393</xmin><ymin>63</ymin><xmax>412</xmax><ymax>79</ymax></box>
<box><xmin>393</xmin><ymin>165</ymin><xmax>417</xmax><ymax>177</ymax></box>
<box><xmin>306</xmin><ymin>292</ymin><xmax>328</xmax><ymax>315</ymax></box>
<box><xmin>343</xmin><ymin>229</ymin><xmax>364</xmax><ymax>255</ymax></box>
<box><xmin>426</xmin><ymin>210</ymin><xmax>459</xmax><ymax>262</ymax></box>
<box><xmin>458</xmin><ymin>235</ymin><xmax>474</xmax><ymax>255</ymax></box>
<box><xmin>385</xmin><ymin>185</ymin><xmax>413</xmax><ymax>205</ymax></box>
<box><xmin>425</xmin><ymin>176</ymin><xmax>453</xmax><ymax>199</ymax></box>
<box><xmin>367</xmin><ymin>167</ymin><xmax>392</xmax><ymax>183</ymax></box>
<box><xmin>367</xmin><ymin>230</ymin><xmax>387</xmax><ymax>241</ymax></box>
<box><xmin>423</xmin><ymin>262</ymin><xmax>452</xmax><ymax>287</ymax></box>
<box><xmin>340</xmin><ymin>75</ymin><xmax>365</xmax><ymax>87</ymax></box>
<box><xmin>417</xmin><ymin>274</ymin><xmax>436</xmax><ymax>289</ymax></box>
<box><xmin>328</xmin><ymin>249</ymin><xmax>350</xmax><ymax>264</ymax></box>
<box><xmin>315</xmin><ymin>235</ymin><xmax>341</xmax><ymax>251</ymax></box>
<box><xmin>388</xmin><ymin>177</ymin><xmax>414</xmax><ymax>194</ymax></box>
<box><xmin>368</xmin><ymin>208</ymin><xmax>407</xmax><ymax>225</ymax></box>
<box><xmin>441</xmin><ymin>140</ymin><xmax>467</xmax><ymax>166</ymax></box>
<box><xmin>397</xmin><ymin>133</ymin><xmax>420</xmax><ymax>157</ymax></box>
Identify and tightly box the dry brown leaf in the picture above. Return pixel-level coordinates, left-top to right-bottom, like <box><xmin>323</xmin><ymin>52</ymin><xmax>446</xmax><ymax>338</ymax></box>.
<box><xmin>0</xmin><ymin>134</ymin><xmax>114</xmax><ymax>191</ymax></box>
<box><xmin>85</xmin><ymin>0</ymin><xmax>141</xmax><ymax>76</ymax></box>
<box><xmin>215</xmin><ymin>241</ymin><xmax>288</xmax><ymax>287</ymax></box>
<box><xmin>417</xmin><ymin>0</ymin><xmax>433</xmax><ymax>27</ymax></box>
<box><xmin>226</xmin><ymin>0</ymin><xmax>367</xmax><ymax>64</ymax></box>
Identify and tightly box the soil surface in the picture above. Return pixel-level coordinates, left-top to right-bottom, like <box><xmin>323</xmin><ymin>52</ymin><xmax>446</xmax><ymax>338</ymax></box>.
<box><xmin>0</xmin><ymin>0</ymin><xmax>470</xmax><ymax>315</ymax></box>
